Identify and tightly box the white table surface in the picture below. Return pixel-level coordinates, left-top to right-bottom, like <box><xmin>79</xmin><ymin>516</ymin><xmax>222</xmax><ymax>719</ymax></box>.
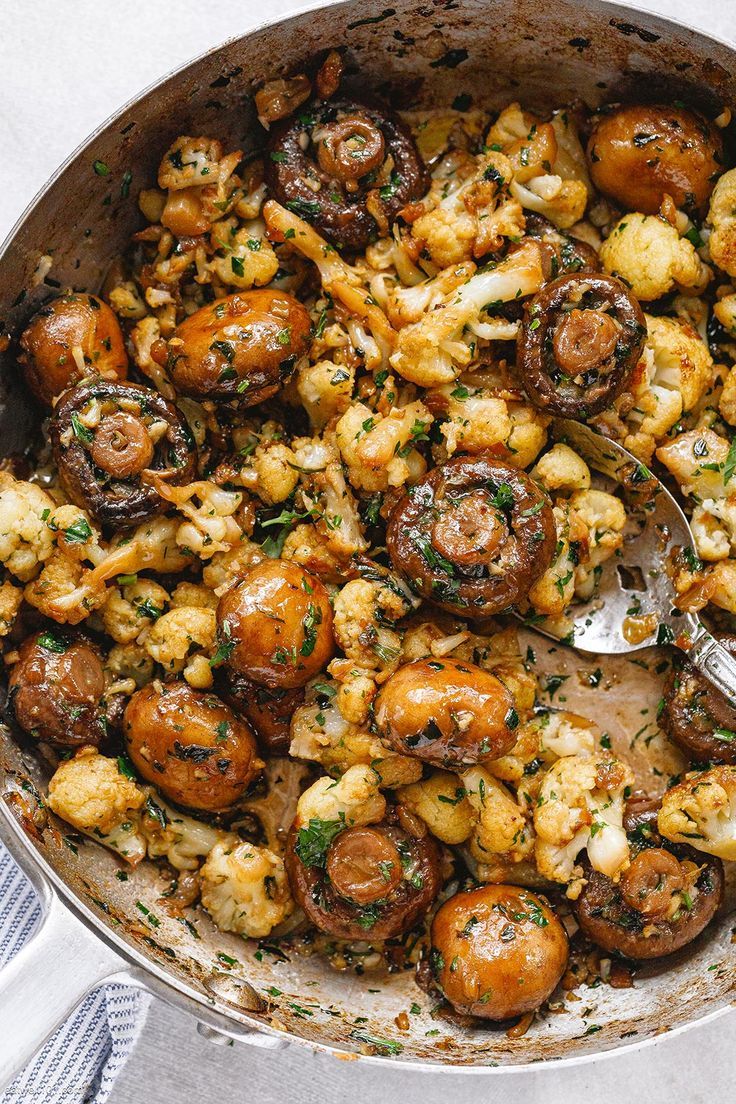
<box><xmin>2</xmin><ymin>1</ymin><xmax>735</xmax><ymax>1100</ymax></box>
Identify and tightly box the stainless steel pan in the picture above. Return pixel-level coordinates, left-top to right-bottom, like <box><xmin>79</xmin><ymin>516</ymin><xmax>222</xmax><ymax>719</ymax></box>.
<box><xmin>1</xmin><ymin>0</ymin><xmax>736</xmax><ymax>1085</ymax></box>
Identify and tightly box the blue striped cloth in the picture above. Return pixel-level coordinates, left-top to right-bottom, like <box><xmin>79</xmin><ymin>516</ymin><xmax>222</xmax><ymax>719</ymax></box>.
<box><xmin>0</xmin><ymin>843</ymin><xmax>150</xmax><ymax>1103</ymax></box>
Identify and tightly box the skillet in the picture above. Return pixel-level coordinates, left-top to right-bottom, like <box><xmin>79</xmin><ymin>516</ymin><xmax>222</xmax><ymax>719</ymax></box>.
<box><xmin>1</xmin><ymin>0</ymin><xmax>736</xmax><ymax>1085</ymax></box>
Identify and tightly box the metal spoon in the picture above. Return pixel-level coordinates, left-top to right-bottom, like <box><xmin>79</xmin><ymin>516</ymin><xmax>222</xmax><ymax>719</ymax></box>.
<box><xmin>525</xmin><ymin>418</ymin><xmax>736</xmax><ymax>704</ymax></box>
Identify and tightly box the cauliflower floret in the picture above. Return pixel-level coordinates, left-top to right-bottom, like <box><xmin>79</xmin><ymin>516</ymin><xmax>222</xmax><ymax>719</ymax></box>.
<box><xmin>410</xmin><ymin>149</ymin><xmax>525</xmax><ymax>267</ymax></box>
<box><xmin>25</xmin><ymin>550</ymin><xmax>108</xmax><ymax>625</ymax></box>
<box><xmin>0</xmin><ymin>473</ymin><xmax>55</xmax><ymax>582</ymax></box>
<box><xmin>117</xmin><ymin>517</ymin><xmax>194</xmax><ymax>575</ymax></box>
<box><xmin>532</xmin><ymin>443</ymin><xmax>591</xmax><ymax>494</ymax></box>
<box><xmin>396</xmin><ymin>770</ymin><xmax>475</xmax><ymax>844</ymax></box>
<box><xmin>335</xmin><ymin>400</ymin><xmax>432</xmax><ymax>493</ymax></box>
<box><xmin>158</xmin><ymin>136</ymin><xmax>225</xmax><ymax>191</ymax></box>
<box><xmin>209</xmin><ymin>218</ymin><xmax>279</xmax><ymax>289</ymax></box>
<box><xmin>657</xmin><ymin>429</ymin><xmax>736</xmax><ymax>561</ymax></box>
<box><xmin>297</xmin><ymin>359</ymin><xmax>354</xmax><ymax>431</ymax></box>
<box><xmin>386</xmin><ymin>263</ymin><xmax>474</xmax><ymax>330</ymax></box>
<box><xmin>105</xmin><ymin>642</ymin><xmax>154</xmax><ymax>692</ymax></box>
<box><xmin>427</xmin><ymin>369</ymin><xmax>549</xmax><ymax>468</ymax></box>
<box><xmin>108</xmin><ymin>281</ymin><xmax>148</xmax><ymax>321</ymax></box>
<box><xmin>534</xmin><ymin>753</ymin><xmax>633</xmax><ymax>890</ymax></box>
<box><xmin>486</xmin><ymin>103</ymin><xmax>588</xmax><ymax>229</ymax></box>
<box><xmin>389</xmin><ymin>240</ymin><xmax>544</xmax><ymax>386</ymax></box>
<box><xmin>600</xmin><ymin>213</ymin><xmax>710</xmax><ymax>301</ymax></box>
<box><xmin>492</xmin><ymin>709</ymin><xmax>599</xmax><ymax>785</ymax></box>
<box><xmin>331</xmin><ymin>666</ymin><xmax>377</xmax><ymax>727</ymax></box>
<box><xmin>47</xmin><ymin>748</ymin><xmax>146</xmax><ymax>864</ymax></box>
<box><xmin>47</xmin><ymin>504</ymin><xmax>103</xmax><ymax>563</ymax></box>
<box><xmin>226</xmin><ymin>423</ymin><xmax>299</xmax><ymax>505</ymax></box>
<box><xmin>463</xmin><ymin>767</ymin><xmax>534</xmax><ymax>863</ymax></box>
<box><xmin>527</xmin><ymin>503</ymin><xmax>584</xmax><ymax>617</ymax></box>
<box><xmin>144</xmin><ymin>606</ymin><xmax>217</xmax><ymax>682</ymax></box>
<box><xmin>102</xmin><ymin>579</ymin><xmax>170</xmax><ymax>644</ymax></box>
<box><xmin>128</xmin><ymin>315</ymin><xmax>174</xmax><ymax>396</ymax></box>
<box><xmin>569</xmin><ymin>488</ymin><xmax>626</xmax><ymax>599</ymax></box>
<box><xmin>510</xmin><ymin>176</ymin><xmax>588</xmax><ymax>230</ymax></box>
<box><xmin>170</xmin><ymin>581</ymin><xmax>218</xmax><ymax>610</ymax></box>
<box><xmin>281</xmin><ymin>523</ymin><xmax>345</xmax><ymax>582</ymax></box>
<box><xmin>295</xmin><ymin>764</ymin><xmax>386</xmax><ymax>829</ymax></box>
<box><xmin>658</xmin><ymin>765</ymin><xmax>736</xmax><ymax>860</ymax></box>
<box><xmin>0</xmin><ymin>580</ymin><xmax>22</xmax><ymax>636</ymax></box>
<box><xmin>705</xmin><ymin>559</ymin><xmax>736</xmax><ymax>613</ymax></box>
<box><xmin>200</xmin><ymin>840</ymin><xmax>294</xmax><ymax>938</ymax></box>
<box><xmin>142</xmin><ymin>791</ymin><xmax>232</xmax><ymax>871</ymax></box>
<box><xmin>201</xmin><ymin>539</ymin><xmax>264</xmax><ymax>593</ymax></box>
<box><xmin>147</xmin><ymin>477</ymin><xmax>243</xmax><ymax>560</ymax></box>
<box><xmin>291</xmin><ymin>434</ymin><xmax>369</xmax><ymax>557</ymax></box>
<box><xmin>290</xmin><ymin>689</ymin><xmax>421</xmax><ymax>787</ymax></box>
<box><xmin>333</xmin><ymin>577</ymin><xmax>411</xmax><ymax>672</ymax></box>
<box><xmin>708</xmin><ymin>168</ymin><xmax>736</xmax><ymax>277</ymax></box>
<box><xmin>622</xmin><ymin>314</ymin><xmax>713</xmax><ymax>460</ymax></box>
<box><xmin>718</xmin><ymin>358</ymin><xmax>736</xmax><ymax>426</ymax></box>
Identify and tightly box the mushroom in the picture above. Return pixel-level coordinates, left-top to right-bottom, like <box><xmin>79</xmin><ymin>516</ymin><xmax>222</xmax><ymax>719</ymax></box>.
<box><xmin>587</xmin><ymin>104</ymin><xmax>723</xmax><ymax>217</ymax></box>
<box><xmin>285</xmin><ymin>813</ymin><xmax>442</xmax><ymax>939</ymax></box>
<box><xmin>373</xmin><ymin>657</ymin><xmax>518</xmax><ymax>769</ymax></box>
<box><xmin>517</xmin><ymin>272</ymin><xmax>646</xmax><ymax>418</ymax></box>
<box><xmin>264</xmin><ymin>97</ymin><xmax>429</xmax><ymax>250</ymax></box>
<box><xmin>429</xmin><ymin>884</ymin><xmax>569</xmax><ymax>1019</ymax></box>
<box><xmin>660</xmin><ymin>634</ymin><xmax>736</xmax><ymax>764</ymax></box>
<box><xmin>19</xmin><ymin>293</ymin><xmax>128</xmax><ymax>406</ymax></box>
<box><xmin>50</xmin><ymin>380</ymin><xmax>197</xmax><ymax>528</ymax></box>
<box><xmin>8</xmin><ymin>629</ymin><xmax>108</xmax><ymax>748</ymax></box>
<box><xmin>166</xmin><ymin>289</ymin><xmax>311</xmax><ymax>403</ymax></box>
<box><xmin>124</xmin><ymin>681</ymin><xmax>260</xmax><ymax>813</ymax></box>
<box><xmin>573</xmin><ymin>794</ymin><xmax>724</xmax><ymax>959</ymax></box>
<box><xmin>216</xmin><ymin>560</ymin><xmax>334</xmax><ymax>690</ymax></box>
<box><xmin>386</xmin><ymin>455</ymin><xmax>556</xmax><ymax>617</ymax></box>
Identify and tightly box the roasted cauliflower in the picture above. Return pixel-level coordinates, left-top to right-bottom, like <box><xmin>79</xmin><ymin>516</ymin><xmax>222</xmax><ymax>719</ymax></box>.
<box><xmin>0</xmin><ymin>473</ymin><xmax>56</xmax><ymax>582</ymax></box>
<box><xmin>47</xmin><ymin>748</ymin><xmax>147</xmax><ymax>865</ymax></box>
<box><xmin>657</xmin><ymin>428</ymin><xmax>736</xmax><ymax>561</ymax></box>
<box><xmin>622</xmin><ymin>314</ymin><xmax>713</xmax><ymax>460</ymax></box>
<box><xmin>533</xmin><ymin>753</ymin><xmax>634</xmax><ymax>891</ymax></box>
<box><xmin>658</xmin><ymin>766</ymin><xmax>736</xmax><ymax>860</ymax></box>
<box><xmin>708</xmin><ymin>168</ymin><xmax>736</xmax><ymax>277</ymax></box>
<box><xmin>600</xmin><ymin>213</ymin><xmax>710</xmax><ymax>301</ymax></box>
<box><xmin>200</xmin><ymin>840</ymin><xmax>294</xmax><ymax>938</ymax></box>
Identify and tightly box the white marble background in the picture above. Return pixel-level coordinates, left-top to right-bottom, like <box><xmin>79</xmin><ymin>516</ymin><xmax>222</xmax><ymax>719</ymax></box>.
<box><xmin>1</xmin><ymin>0</ymin><xmax>735</xmax><ymax>1100</ymax></box>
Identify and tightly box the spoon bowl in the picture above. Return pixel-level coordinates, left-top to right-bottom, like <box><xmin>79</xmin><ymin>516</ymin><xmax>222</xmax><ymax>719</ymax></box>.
<box><xmin>524</xmin><ymin>420</ymin><xmax>736</xmax><ymax>703</ymax></box>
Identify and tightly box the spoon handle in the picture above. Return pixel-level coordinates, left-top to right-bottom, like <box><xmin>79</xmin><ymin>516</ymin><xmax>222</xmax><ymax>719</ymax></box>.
<box><xmin>686</xmin><ymin>621</ymin><xmax>736</xmax><ymax>705</ymax></box>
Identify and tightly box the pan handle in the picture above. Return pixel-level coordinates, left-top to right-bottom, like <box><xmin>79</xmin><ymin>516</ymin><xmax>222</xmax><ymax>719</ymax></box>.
<box><xmin>685</xmin><ymin>619</ymin><xmax>736</xmax><ymax>705</ymax></box>
<box><xmin>0</xmin><ymin>882</ymin><xmax>128</xmax><ymax>1092</ymax></box>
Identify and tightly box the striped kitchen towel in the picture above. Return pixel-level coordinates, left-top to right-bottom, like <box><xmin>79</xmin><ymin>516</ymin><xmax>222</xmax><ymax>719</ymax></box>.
<box><xmin>0</xmin><ymin>843</ymin><xmax>150</xmax><ymax>1103</ymax></box>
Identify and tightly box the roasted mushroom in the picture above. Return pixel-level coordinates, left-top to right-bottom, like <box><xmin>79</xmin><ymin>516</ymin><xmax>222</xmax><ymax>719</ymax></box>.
<box><xmin>587</xmin><ymin>104</ymin><xmax>723</xmax><ymax>217</ymax></box>
<box><xmin>8</xmin><ymin>628</ymin><xmax>108</xmax><ymax>748</ymax></box>
<box><xmin>429</xmin><ymin>885</ymin><xmax>569</xmax><ymax>1019</ymax></box>
<box><xmin>574</xmin><ymin>794</ymin><xmax>724</xmax><ymax>959</ymax></box>
<box><xmin>285</xmin><ymin>813</ymin><xmax>442</xmax><ymax>939</ymax></box>
<box><xmin>660</xmin><ymin>635</ymin><xmax>736</xmax><ymax>764</ymax></box>
<box><xmin>517</xmin><ymin>272</ymin><xmax>646</xmax><ymax>418</ymax></box>
<box><xmin>264</xmin><ymin>97</ymin><xmax>429</xmax><ymax>250</ymax></box>
<box><xmin>386</xmin><ymin>455</ymin><xmax>556</xmax><ymax>617</ymax></box>
<box><xmin>218</xmin><ymin>667</ymin><xmax>304</xmax><ymax>756</ymax></box>
<box><xmin>50</xmin><ymin>379</ymin><xmax>197</xmax><ymax>528</ymax></box>
<box><xmin>373</xmin><ymin>657</ymin><xmax>517</xmax><ymax>769</ymax></box>
<box><xmin>524</xmin><ymin>213</ymin><xmax>602</xmax><ymax>281</ymax></box>
<box><xmin>216</xmin><ymin>560</ymin><xmax>334</xmax><ymax>689</ymax></box>
<box><xmin>124</xmin><ymin>681</ymin><xmax>261</xmax><ymax>813</ymax></box>
<box><xmin>18</xmin><ymin>294</ymin><xmax>128</xmax><ymax>406</ymax></box>
<box><xmin>166</xmin><ymin>290</ymin><xmax>311</xmax><ymax>403</ymax></box>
